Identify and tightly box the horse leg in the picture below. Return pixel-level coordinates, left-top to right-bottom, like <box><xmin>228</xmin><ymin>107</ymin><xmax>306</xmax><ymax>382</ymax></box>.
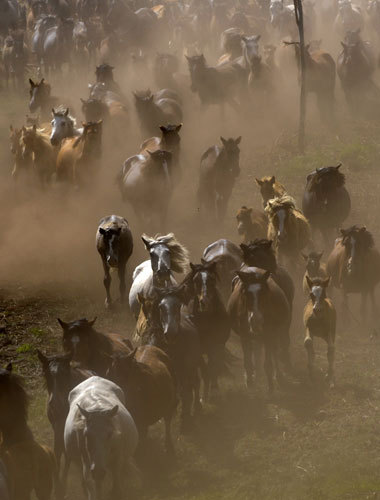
<box><xmin>199</xmin><ymin>354</ymin><xmax>210</xmax><ymax>402</ymax></box>
<box><xmin>326</xmin><ymin>336</ymin><xmax>335</xmax><ymax>388</ymax></box>
<box><xmin>102</xmin><ymin>260</ymin><xmax>112</xmax><ymax>309</ymax></box>
<box><xmin>263</xmin><ymin>343</ymin><xmax>274</xmax><ymax>394</ymax></box>
<box><xmin>61</xmin><ymin>455</ymin><xmax>71</xmax><ymax>497</ymax></box>
<box><xmin>370</xmin><ymin>288</ymin><xmax>378</xmax><ymax>334</ymax></box>
<box><xmin>241</xmin><ymin>336</ymin><xmax>254</xmax><ymax>388</ymax></box>
<box><xmin>304</xmin><ymin>328</ymin><xmax>315</xmax><ymax>381</ymax></box>
<box><xmin>193</xmin><ymin>370</ymin><xmax>202</xmax><ymax>414</ymax></box>
<box><xmin>180</xmin><ymin>381</ymin><xmax>193</xmax><ymax>433</ymax></box>
<box><xmin>118</xmin><ymin>263</ymin><xmax>126</xmax><ymax>303</ymax></box>
<box><xmin>360</xmin><ymin>290</ymin><xmax>368</xmax><ymax>325</ymax></box>
<box><xmin>164</xmin><ymin>414</ymin><xmax>175</xmax><ymax>456</ymax></box>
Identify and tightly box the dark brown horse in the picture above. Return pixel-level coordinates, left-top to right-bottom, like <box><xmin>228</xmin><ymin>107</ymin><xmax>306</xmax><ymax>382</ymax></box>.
<box><xmin>236</xmin><ymin>206</ymin><xmax>268</xmax><ymax>244</ymax></box>
<box><xmin>37</xmin><ymin>351</ymin><xmax>92</xmax><ymax>471</ymax></box>
<box><xmin>327</xmin><ymin>226</ymin><xmax>380</xmax><ymax>325</ymax></box>
<box><xmin>59</xmin><ymin>317</ymin><xmax>132</xmax><ymax>376</ymax></box>
<box><xmin>0</xmin><ymin>363</ymin><xmax>58</xmax><ymax>500</ymax></box>
<box><xmin>255</xmin><ymin>175</ymin><xmax>286</xmax><ymax>208</ymax></box>
<box><xmin>198</xmin><ymin>136</ymin><xmax>241</xmax><ymax>222</ymax></box>
<box><xmin>302</xmin><ymin>164</ymin><xmax>351</xmax><ymax>246</ymax></box>
<box><xmin>29</xmin><ymin>78</ymin><xmax>60</xmax><ymax>120</ymax></box>
<box><xmin>96</xmin><ymin>215</ymin><xmax>133</xmax><ymax>309</ymax></box>
<box><xmin>227</xmin><ymin>267</ymin><xmax>291</xmax><ymax>391</ymax></box>
<box><xmin>304</xmin><ymin>277</ymin><xmax>336</xmax><ymax>387</ymax></box>
<box><xmin>107</xmin><ymin>346</ymin><xmax>177</xmax><ymax>454</ymax></box>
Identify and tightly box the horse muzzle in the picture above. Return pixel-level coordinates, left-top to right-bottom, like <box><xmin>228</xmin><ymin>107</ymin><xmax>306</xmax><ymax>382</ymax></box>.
<box><xmin>50</xmin><ymin>135</ymin><xmax>60</xmax><ymax>146</ymax></box>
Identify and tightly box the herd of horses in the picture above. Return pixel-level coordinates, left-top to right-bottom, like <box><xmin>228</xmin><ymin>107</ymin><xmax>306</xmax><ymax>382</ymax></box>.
<box><xmin>3</xmin><ymin>0</ymin><xmax>380</xmax><ymax>499</ymax></box>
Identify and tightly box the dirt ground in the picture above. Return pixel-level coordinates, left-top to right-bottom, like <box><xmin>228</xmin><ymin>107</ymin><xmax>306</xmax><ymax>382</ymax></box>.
<box><xmin>2</xmin><ymin>57</ymin><xmax>380</xmax><ymax>500</ymax></box>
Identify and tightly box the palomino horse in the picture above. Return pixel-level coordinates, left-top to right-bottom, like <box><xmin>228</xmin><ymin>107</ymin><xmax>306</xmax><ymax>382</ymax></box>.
<box><xmin>133</xmin><ymin>89</ymin><xmax>182</xmax><ymax>138</ymax></box>
<box><xmin>228</xmin><ymin>267</ymin><xmax>291</xmax><ymax>391</ymax></box>
<box><xmin>21</xmin><ymin>124</ymin><xmax>57</xmax><ymax>187</ymax></box>
<box><xmin>118</xmin><ymin>149</ymin><xmax>173</xmax><ymax>230</ymax></box>
<box><xmin>236</xmin><ymin>206</ymin><xmax>268</xmax><ymax>244</ymax></box>
<box><xmin>9</xmin><ymin>125</ymin><xmax>33</xmax><ymax>180</ymax></box>
<box><xmin>64</xmin><ymin>376</ymin><xmax>139</xmax><ymax>500</ymax></box>
<box><xmin>0</xmin><ymin>363</ymin><xmax>57</xmax><ymax>500</ymax></box>
<box><xmin>29</xmin><ymin>78</ymin><xmax>60</xmax><ymax>120</ymax></box>
<box><xmin>56</xmin><ymin>120</ymin><xmax>102</xmax><ymax>186</ymax></box>
<box><xmin>302</xmin><ymin>164</ymin><xmax>351</xmax><ymax>246</ymax></box>
<box><xmin>302</xmin><ymin>251</ymin><xmax>327</xmax><ymax>295</ymax></box>
<box><xmin>265</xmin><ymin>195</ymin><xmax>311</xmax><ymax>269</ymax></box>
<box><xmin>327</xmin><ymin>226</ymin><xmax>380</xmax><ymax>325</ymax></box>
<box><xmin>96</xmin><ymin>215</ymin><xmax>134</xmax><ymax>309</ymax></box>
<box><xmin>129</xmin><ymin>233</ymin><xmax>189</xmax><ymax>318</ymax></box>
<box><xmin>59</xmin><ymin>317</ymin><xmax>132</xmax><ymax>376</ymax></box>
<box><xmin>198</xmin><ymin>136</ymin><xmax>241</xmax><ymax>222</ymax></box>
<box><xmin>239</xmin><ymin>239</ymin><xmax>295</xmax><ymax>313</ymax></box>
<box><xmin>107</xmin><ymin>345</ymin><xmax>177</xmax><ymax>454</ymax></box>
<box><xmin>50</xmin><ymin>107</ymin><xmax>82</xmax><ymax>146</ymax></box>
<box><xmin>149</xmin><ymin>285</ymin><xmax>202</xmax><ymax>432</ymax></box>
<box><xmin>139</xmin><ymin>123</ymin><xmax>182</xmax><ymax>183</ymax></box>
<box><xmin>255</xmin><ymin>176</ymin><xmax>286</xmax><ymax>208</ymax></box>
<box><xmin>202</xmin><ymin>239</ymin><xmax>243</xmax><ymax>301</ymax></box>
<box><xmin>37</xmin><ymin>351</ymin><xmax>92</xmax><ymax>471</ymax></box>
<box><xmin>184</xmin><ymin>261</ymin><xmax>230</xmax><ymax>400</ymax></box>
<box><xmin>241</xmin><ymin>35</ymin><xmax>275</xmax><ymax>100</ymax></box>
<box><xmin>304</xmin><ymin>277</ymin><xmax>336</xmax><ymax>388</ymax></box>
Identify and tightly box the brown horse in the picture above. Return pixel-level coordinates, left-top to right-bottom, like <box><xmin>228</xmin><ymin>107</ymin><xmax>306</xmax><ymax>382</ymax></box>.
<box><xmin>37</xmin><ymin>351</ymin><xmax>92</xmax><ymax>471</ymax></box>
<box><xmin>96</xmin><ymin>215</ymin><xmax>134</xmax><ymax>309</ymax></box>
<box><xmin>9</xmin><ymin>125</ymin><xmax>33</xmax><ymax>180</ymax></box>
<box><xmin>227</xmin><ymin>267</ymin><xmax>291</xmax><ymax>391</ymax></box>
<box><xmin>59</xmin><ymin>317</ymin><xmax>132</xmax><ymax>376</ymax></box>
<box><xmin>20</xmin><ymin>125</ymin><xmax>56</xmax><ymax>187</ymax></box>
<box><xmin>107</xmin><ymin>346</ymin><xmax>177</xmax><ymax>454</ymax></box>
<box><xmin>304</xmin><ymin>277</ymin><xmax>336</xmax><ymax>387</ymax></box>
<box><xmin>255</xmin><ymin>176</ymin><xmax>286</xmax><ymax>208</ymax></box>
<box><xmin>56</xmin><ymin>121</ymin><xmax>102</xmax><ymax>186</ymax></box>
<box><xmin>265</xmin><ymin>195</ymin><xmax>311</xmax><ymax>268</ymax></box>
<box><xmin>236</xmin><ymin>206</ymin><xmax>268</xmax><ymax>244</ymax></box>
<box><xmin>29</xmin><ymin>78</ymin><xmax>60</xmax><ymax>120</ymax></box>
<box><xmin>327</xmin><ymin>226</ymin><xmax>380</xmax><ymax>324</ymax></box>
<box><xmin>302</xmin><ymin>251</ymin><xmax>327</xmax><ymax>295</ymax></box>
<box><xmin>0</xmin><ymin>363</ymin><xmax>58</xmax><ymax>500</ymax></box>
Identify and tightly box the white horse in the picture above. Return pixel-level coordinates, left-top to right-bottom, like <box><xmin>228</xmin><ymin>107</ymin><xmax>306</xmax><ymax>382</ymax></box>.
<box><xmin>129</xmin><ymin>232</ymin><xmax>189</xmax><ymax>318</ymax></box>
<box><xmin>63</xmin><ymin>376</ymin><xmax>139</xmax><ymax>500</ymax></box>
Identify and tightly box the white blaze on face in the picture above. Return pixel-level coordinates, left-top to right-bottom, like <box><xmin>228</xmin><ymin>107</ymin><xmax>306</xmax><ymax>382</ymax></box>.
<box><xmin>276</xmin><ymin>209</ymin><xmax>286</xmax><ymax>238</ymax></box>
<box><xmin>247</xmin><ymin>283</ymin><xmax>261</xmax><ymax>330</ymax></box>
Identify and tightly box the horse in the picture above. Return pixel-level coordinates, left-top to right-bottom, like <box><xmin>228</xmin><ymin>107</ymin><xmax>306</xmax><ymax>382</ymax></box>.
<box><xmin>96</xmin><ymin>215</ymin><xmax>134</xmax><ymax>309</ymax></box>
<box><xmin>302</xmin><ymin>251</ymin><xmax>327</xmax><ymax>295</ymax></box>
<box><xmin>117</xmin><ymin>150</ymin><xmax>173</xmax><ymax>230</ymax></box>
<box><xmin>95</xmin><ymin>63</ymin><xmax>123</xmax><ymax>95</ymax></box>
<box><xmin>334</xmin><ymin>0</ymin><xmax>364</xmax><ymax>37</ymax></box>
<box><xmin>37</xmin><ymin>350</ymin><xmax>92</xmax><ymax>471</ymax></box>
<box><xmin>9</xmin><ymin>125</ymin><xmax>33</xmax><ymax>180</ymax></box>
<box><xmin>2</xmin><ymin>33</ymin><xmax>27</xmax><ymax>89</ymax></box>
<box><xmin>265</xmin><ymin>195</ymin><xmax>311</xmax><ymax>268</ymax></box>
<box><xmin>153</xmin><ymin>52</ymin><xmax>180</xmax><ymax>91</ymax></box>
<box><xmin>302</xmin><ymin>164</ymin><xmax>351</xmax><ymax>246</ymax></box>
<box><xmin>255</xmin><ymin>175</ymin><xmax>286</xmax><ymax>208</ymax></box>
<box><xmin>31</xmin><ymin>15</ymin><xmax>57</xmax><ymax>69</ymax></box>
<box><xmin>41</xmin><ymin>17</ymin><xmax>74</xmax><ymax>75</ymax></box>
<box><xmin>139</xmin><ymin>123</ymin><xmax>182</xmax><ymax>182</ymax></box>
<box><xmin>0</xmin><ymin>363</ymin><xmax>57</xmax><ymax>500</ymax></box>
<box><xmin>0</xmin><ymin>459</ymin><xmax>9</xmax><ymax>500</ymax></box>
<box><xmin>59</xmin><ymin>317</ymin><xmax>132</xmax><ymax>376</ymax></box>
<box><xmin>344</xmin><ymin>29</ymin><xmax>376</xmax><ymax>76</ymax></box>
<box><xmin>133</xmin><ymin>89</ymin><xmax>183</xmax><ymax>138</ymax></box>
<box><xmin>241</xmin><ymin>35</ymin><xmax>275</xmax><ymax>99</ymax></box>
<box><xmin>198</xmin><ymin>136</ymin><xmax>241</xmax><ymax>222</ymax></box>
<box><xmin>129</xmin><ymin>233</ymin><xmax>189</xmax><ymax>318</ymax></box>
<box><xmin>239</xmin><ymin>239</ymin><xmax>295</xmax><ymax>313</ymax></box>
<box><xmin>184</xmin><ymin>261</ymin><xmax>231</xmax><ymax>400</ymax></box>
<box><xmin>185</xmin><ymin>54</ymin><xmax>242</xmax><ymax>112</ymax></box>
<box><xmin>29</xmin><ymin>78</ymin><xmax>60</xmax><ymax>120</ymax></box>
<box><xmin>56</xmin><ymin>120</ymin><xmax>102</xmax><ymax>186</ymax></box>
<box><xmin>303</xmin><ymin>277</ymin><xmax>336</xmax><ymax>388</ymax></box>
<box><xmin>218</xmin><ymin>27</ymin><xmax>243</xmax><ymax>65</ymax></box>
<box><xmin>107</xmin><ymin>346</ymin><xmax>177</xmax><ymax>454</ymax></box>
<box><xmin>269</xmin><ymin>0</ymin><xmax>297</xmax><ymax>40</ymax></box>
<box><xmin>327</xmin><ymin>226</ymin><xmax>380</xmax><ymax>325</ymax></box>
<box><xmin>21</xmin><ymin>124</ymin><xmax>57</xmax><ymax>187</ymax></box>
<box><xmin>64</xmin><ymin>376</ymin><xmax>139</xmax><ymax>500</ymax></box>
<box><xmin>227</xmin><ymin>267</ymin><xmax>291</xmax><ymax>391</ymax></box>
<box><xmin>202</xmin><ymin>239</ymin><xmax>243</xmax><ymax>302</ymax></box>
<box><xmin>0</xmin><ymin>0</ymin><xmax>19</xmax><ymax>36</ymax></box>
<box><xmin>285</xmin><ymin>41</ymin><xmax>336</xmax><ymax>123</ymax></box>
<box><xmin>148</xmin><ymin>285</ymin><xmax>202</xmax><ymax>432</ymax></box>
<box><xmin>50</xmin><ymin>106</ymin><xmax>81</xmax><ymax>146</ymax></box>
<box><xmin>236</xmin><ymin>206</ymin><xmax>268</xmax><ymax>244</ymax></box>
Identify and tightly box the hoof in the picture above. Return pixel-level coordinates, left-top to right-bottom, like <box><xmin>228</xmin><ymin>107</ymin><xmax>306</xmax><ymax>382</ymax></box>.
<box><xmin>325</xmin><ymin>373</ymin><xmax>335</xmax><ymax>389</ymax></box>
<box><xmin>105</xmin><ymin>298</ymin><xmax>112</xmax><ymax>310</ymax></box>
<box><xmin>246</xmin><ymin>374</ymin><xmax>254</xmax><ymax>389</ymax></box>
<box><xmin>304</xmin><ymin>337</ymin><xmax>313</xmax><ymax>348</ymax></box>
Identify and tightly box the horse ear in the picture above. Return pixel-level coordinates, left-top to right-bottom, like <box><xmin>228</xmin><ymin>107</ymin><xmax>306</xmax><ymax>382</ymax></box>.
<box><xmin>360</xmin><ymin>226</ymin><xmax>367</xmax><ymax>232</ymax></box>
<box><xmin>9</xmin><ymin>125</ymin><xmax>13</xmax><ymax>132</ymax></box>
<box><xmin>322</xmin><ymin>277</ymin><xmax>331</xmax><ymax>288</ymax></box>
<box><xmin>127</xmin><ymin>347</ymin><xmax>138</xmax><ymax>360</ymax></box>
<box><xmin>305</xmin><ymin>43</ymin><xmax>310</xmax><ymax>51</ymax></box>
<box><xmin>269</xmin><ymin>176</ymin><xmax>275</xmax><ymax>185</ymax></box>
<box><xmin>255</xmin><ymin>178</ymin><xmax>263</xmax><ymax>186</ymax></box>
<box><xmin>137</xmin><ymin>292</ymin><xmax>145</xmax><ymax>305</ymax></box>
<box><xmin>254</xmin><ymin>35</ymin><xmax>261</xmax><ymax>42</ymax></box>
<box><xmin>302</xmin><ymin>253</ymin><xmax>308</xmax><ymax>261</ymax></box>
<box><xmin>190</xmin><ymin>262</ymin><xmax>196</xmax><ymax>271</ymax></box>
<box><xmin>40</xmin><ymin>78</ymin><xmax>44</xmax><ymax>84</ymax></box>
<box><xmin>141</xmin><ymin>235</ymin><xmax>151</xmax><ymax>249</ymax></box>
<box><xmin>36</xmin><ymin>349</ymin><xmax>48</xmax><ymax>366</ymax></box>
<box><xmin>99</xmin><ymin>227</ymin><xmax>106</xmax><ymax>235</ymax></box>
<box><xmin>220</xmin><ymin>136</ymin><xmax>227</xmax><ymax>146</ymax></box>
<box><xmin>240</xmin><ymin>243</ymin><xmax>249</xmax><ymax>254</ymax></box>
<box><xmin>306</xmin><ymin>275</ymin><xmax>313</xmax><ymax>290</ymax></box>
<box><xmin>236</xmin><ymin>271</ymin><xmax>249</xmax><ymax>284</ymax></box>
<box><xmin>317</xmin><ymin>252</ymin><xmax>323</xmax><ymax>260</ymax></box>
<box><xmin>160</xmin><ymin>125</ymin><xmax>167</xmax><ymax>133</ymax></box>
<box><xmin>340</xmin><ymin>228</ymin><xmax>346</xmax><ymax>237</ymax></box>
<box><xmin>51</xmin><ymin>108</ymin><xmax>56</xmax><ymax>116</ymax></box>
<box><xmin>146</xmin><ymin>150</ymin><xmax>153</xmax><ymax>156</ymax></box>
<box><xmin>185</xmin><ymin>55</ymin><xmax>190</xmax><ymax>60</ymax></box>
<box><xmin>341</xmin><ymin>41</ymin><xmax>348</xmax><ymax>49</ymax></box>
<box><xmin>64</xmin><ymin>108</ymin><xmax>69</xmax><ymax>116</ymax></box>
<box><xmin>57</xmin><ymin>318</ymin><xmax>68</xmax><ymax>330</ymax></box>
<box><xmin>335</xmin><ymin>163</ymin><xmax>342</xmax><ymax>170</ymax></box>
<box><xmin>106</xmin><ymin>405</ymin><xmax>119</xmax><ymax>418</ymax></box>
<box><xmin>262</xmin><ymin>271</ymin><xmax>271</xmax><ymax>282</ymax></box>
<box><xmin>5</xmin><ymin>362</ymin><xmax>12</xmax><ymax>373</ymax></box>
<box><xmin>32</xmin><ymin>124</ymin><xmax>37</xmax><ymax>132</ymax></box>
<box><xmin>235</xmin><ymin>136</ymin><xmax>242</xmax><ymax>145</ymax></box>
<box><xmin>96</xmin><ymin>120</ymin><xmax>103</xmax><ymax>126</ymax></box>
<box><xmin>176</xmin><ymin>123</ymin><xmax>182</xmax><ymax>132</ymax></box>
<box><xmin>77</xmin><ymin>404</ymin><xmax>90</xmax><ymax>419</ymax></box>
<box><xmin>89</xmin><ymin>317</ymin><xmax>97</xmax><ymax>327</ymax></box>
<box><xmin>80</xmin><ymin>98</ymin><xmax>86</xmax><ymax>104</ymax></box>
<box><xmin>29</xmin><ymin>78</ymin><xmax>35</xmax><ymax>87</ymax></box>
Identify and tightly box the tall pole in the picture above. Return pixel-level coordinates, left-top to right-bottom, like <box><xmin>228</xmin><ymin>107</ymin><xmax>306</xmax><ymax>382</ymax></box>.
<box><xmin>294</xmin><ymin>0</ymin><xmax>306</xmax><ymax>153</ymax></box>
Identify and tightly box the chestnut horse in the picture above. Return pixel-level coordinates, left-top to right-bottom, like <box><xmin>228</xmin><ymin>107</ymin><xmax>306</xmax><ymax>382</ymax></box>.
<box><xmin>255</xmin><ymin>175</ymin><xmax>286</xmax><ymax>208</ymax></box>
<box><xmin>0</xmin><ymin>363</ymin><xmax>58</xmax><ymax>500</ymax></box>
<box><xmin>304</xmin><ymin>277</ymin><xmax>336</xmax><ymax>387</ymax></box>
<box><xmin>228</xmin><ymin>267</ymin><xmax>291</xmax><ymax>391</ymax></box>
<box><xmin>9</xmin><ymin>125</ymin><xmax>33</xmax><ymax>180</ymax></box>
<box><xmin>21</xmin><ymin>125</ymin><xmax>57</xmax><ymax>187</ymax></box>
<box><xmin>236</xmin><ymin>206</ymin><xmax>268</xmax><ymax>244</ymax></box>
<box><xmin>327</xmin><ymin>226</ymin><xmax>380</xmax><ymax>324</ymax></box>
<box><xmin>302</xmin><ymin>251</ymin><xmax>327</xmax><ymax>295</ymax></box>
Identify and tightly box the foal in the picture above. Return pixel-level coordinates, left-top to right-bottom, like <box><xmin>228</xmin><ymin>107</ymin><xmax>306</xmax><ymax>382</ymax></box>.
<box><xmin>304</xmin><ymin>277</ymin><xmax>336</xmax><ymax>387</ymax></box>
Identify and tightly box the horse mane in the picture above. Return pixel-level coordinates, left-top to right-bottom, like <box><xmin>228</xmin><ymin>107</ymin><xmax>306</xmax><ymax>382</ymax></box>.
<box><xmin>265</xmin><ymin>194</ymin><xmax>298</xmax><ymax>216</ymax></box>
<box><xmin>53</xmin><ymin>105</ymin><xmax>77</xmax><ymax>126</ymax></box>
<box><xmin>0</xmin><ymin>368</ymin><xmax>29</xmax><ymax>422</ymax></box>
<box><xmin>142</xmin><ymin>233</ymin><xmax>190</xmax><ymax>273</ymax></box>
<box><xmin>23</xmin><ymin>126</ymin><xmax>51</xmax><ymax>145</ymax></box>
<box><xmin>308</xmin><ymin>165</ymin><xmax>345</xmax><ymax>189</ymax></box>
<box><xmin>343</xmin><ymin>225</ymin><xmax>374</xmax><ymax>248</ymax></box>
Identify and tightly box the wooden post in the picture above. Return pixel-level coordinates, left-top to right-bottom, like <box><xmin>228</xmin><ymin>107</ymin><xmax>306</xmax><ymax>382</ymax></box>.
<box><xmin>294</xmin><ymin>0</ymin><xmax>306</xmax><ymax>153</ymax></box>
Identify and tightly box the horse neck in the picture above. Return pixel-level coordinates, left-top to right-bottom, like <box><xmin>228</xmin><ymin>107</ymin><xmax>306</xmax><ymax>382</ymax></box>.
<box><xmin>0</xmin><ymin>416</ymin><xmax>33</xmax><ymax>447</ymax></box>
<box><xmin>32</xmin><ymin>134</ymin><xmax>50</xmax><ymax>156</ymax></box>
<box><xmin>82</xmin><ymin>135</ymin><xmax>101</xmax><ymax>158</ymax></box>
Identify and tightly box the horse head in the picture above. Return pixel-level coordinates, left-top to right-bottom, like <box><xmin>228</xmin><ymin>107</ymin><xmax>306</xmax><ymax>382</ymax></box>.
<box><xmin>340</xmin><ymin>225</ymin><xmax>374</xmax><ymax>276</ymax></box>
<box><xmin>305</xmin><ymin>276</ymin><xmax>330</xmax><ymax>315</ymax></box>
<box><xmin>58</xmin><ymin>317</ymin><xmax>97</xmax><ymax>364</ymax></box>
